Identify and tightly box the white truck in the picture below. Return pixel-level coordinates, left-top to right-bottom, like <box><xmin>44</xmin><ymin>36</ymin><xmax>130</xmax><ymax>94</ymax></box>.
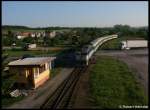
<box><xmin>121</xmin><ymin>40</ymin><xmax>148</xmax><ymax>50</ymax></box>
<box><xmin>28</xmin><ymin>44</ymin><xmax>37</xmax><ymax>49</ymax></box>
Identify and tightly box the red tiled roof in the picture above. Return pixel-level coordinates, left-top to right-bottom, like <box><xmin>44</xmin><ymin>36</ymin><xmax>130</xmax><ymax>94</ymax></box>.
<box><xmin>21</xmin><ymin>32</ymin><xmax>30</xmax><ymax>36</ymax></box>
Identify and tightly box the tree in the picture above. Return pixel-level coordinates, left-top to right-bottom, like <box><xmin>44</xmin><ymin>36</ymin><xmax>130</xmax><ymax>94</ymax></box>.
<box><xmin>2</xmin><ymin>30</ymin><xmax>15</xmax><ymax>46</ymax></box>
<box><xmin>21</xmin><ymin>43</ymin><xmax>29</xmax><ymax>51</ymax></box>
<box><xmin>43</xmin><ymin>35</ymin><xmax>47</xmax><ymax>46</ymax></box>
<box><xmin>34</xmin><ymin>33</ymin><xmax>38</xmax><ymax>44</ymax></box>
<box><xmin>50</xmin><ymin>38</ymin><xmax>55</xmax><ymax>46</ymax></box>
<box><xmin>71</xmin><ymin>35</ymin><xmax>79</xmax><ymax>45</ymax></box>
<box><xmin>22</xmin><ymin>36</ymin><xmax>34</xmax><ymax>44</ymax></box>
<box><xmin>113</xmin><ymin>24</ymin><xmax>131</xmax><ymax>36</ymax></box>
<box><xmin>2</xmin><ymin>36</ymin><xmax>13</xmax><ymax>46</ymax></box>
<box><xmin>136</xmin><ymin>28</ymin><xmax>148</xmax><ymax>40</ymax></box>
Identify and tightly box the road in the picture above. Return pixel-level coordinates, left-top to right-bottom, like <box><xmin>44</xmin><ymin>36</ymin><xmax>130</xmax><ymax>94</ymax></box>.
<box><xmin>95</xmin><ymin>48</ymin><xmax>148</xmax><ymax>96</ymax></box>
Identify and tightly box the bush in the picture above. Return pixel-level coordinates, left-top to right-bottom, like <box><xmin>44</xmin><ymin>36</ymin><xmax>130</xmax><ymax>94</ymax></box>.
<box><xmin>100</xmin><ymin>39</ymin><xmax>122</xmax><ymax>50</ymax></box>
<box><xmin>21</xmin><ymin>43</ymin><xmax>29</xmax><ymax>51</ymax></box>
<box><xmin>22</xmin><ymin>54</ymin><xmax>34</xmax><ymax>59</ymax></box>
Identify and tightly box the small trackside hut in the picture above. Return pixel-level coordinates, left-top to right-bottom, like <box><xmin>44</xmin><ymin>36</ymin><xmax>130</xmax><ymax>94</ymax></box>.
<box><xmin>8</xmin><ymin>57</ymin><xmax>56</xmax><ymax>89</ymax></box>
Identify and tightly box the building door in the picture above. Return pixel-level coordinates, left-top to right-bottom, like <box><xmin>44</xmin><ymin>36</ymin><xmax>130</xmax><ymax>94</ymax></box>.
<box><xmin>27</xmin><ymin>68</ymin><xmax>34</xmax><ymax>87</ymax></box>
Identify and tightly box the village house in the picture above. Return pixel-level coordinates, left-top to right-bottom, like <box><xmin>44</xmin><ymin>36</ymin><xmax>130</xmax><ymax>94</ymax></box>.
<box><xmin>22</xmin><ymin>32</ymin><xmax>30</xmax><ymax>36</ymax></box>
<box><xmin>49</xmin><ymin>31</ymin><xmax>56</xmax><ymax>38</ymax></box>
<box><xmin>36</xmin><ymin>32</ymin><xmax>41</xmax><ymax>38</ymax></box>
<box><xmin>31</xmin><ymin>32</ymin><xmax>43</xmax><ymax>38</ymax></box>
<box><xmin>31</xmin><ymin>33</ymin><xmax>36</xmax><ymax>37</ymax></box>
<box><xmin>17</xmin><ymin>35</ymin><xmax>26</xmax><ymax>39</ymax></box>
<box><xmin>17</xmin><ymin>32</ymin><xmax>30</xmax><ymax>39</ymax></box>
<box><xmin>8</xmin><ymin>57</ymin><xmax>56</xmax><ymax>89</ymax></box>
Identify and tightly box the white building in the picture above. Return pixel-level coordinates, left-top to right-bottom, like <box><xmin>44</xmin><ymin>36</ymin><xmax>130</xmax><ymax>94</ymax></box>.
<box><xmin>50</xmin><ymin>31</ymin><xmax>56</xmax><ymax>38</ymax></box>
<box><xmin>37</xmin><ymin>33</ymin><xmax>41</xmax><ymax>38</ymax></box>
<box><xmin>41</xmin><ymin>32</ymin><xmax>45</xmax><ymax>37</ymax></box>
<box><xmin>31</xmin><ymin>33</ymin><xmax>36</xmax><ymax>38</ymax></box>
<box><xmin>17</xmin><ymin>35</ymin><xmax>26</xmax><ymax>39</ymax></box>
<box><xmin>31</xmin><ymin>32</ymin><xmax>42</xmax><ymax>38</ymax></box>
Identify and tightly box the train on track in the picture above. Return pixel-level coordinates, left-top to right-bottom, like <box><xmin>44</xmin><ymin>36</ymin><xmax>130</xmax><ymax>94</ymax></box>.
<box><xmin>76</xmin><ymin>34</ymin><xmax>118</xmax><ymax>66</ymax></box>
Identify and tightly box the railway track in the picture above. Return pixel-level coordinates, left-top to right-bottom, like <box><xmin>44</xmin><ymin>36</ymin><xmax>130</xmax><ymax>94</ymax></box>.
<box><xmin>41</xmin><ymin>66</ymin><xmax>87</xmax><ymax>109</ymax></box>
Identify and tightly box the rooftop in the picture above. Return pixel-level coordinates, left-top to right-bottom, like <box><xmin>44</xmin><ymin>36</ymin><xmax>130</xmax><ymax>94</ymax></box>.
<box><xmin>8</xmin><ymin>57</ymin><xmax>56</xmax><ymax>66</ymax></box>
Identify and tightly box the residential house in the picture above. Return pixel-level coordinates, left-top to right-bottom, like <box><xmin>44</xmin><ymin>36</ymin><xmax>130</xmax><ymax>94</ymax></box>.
<box><xmin>49</xmin><ymin>31</ymin><xmax>56</xmax><ymax>38</ymax></box>
<box><xmin>31</xmin><ymin>33</ymin><xmax>36</xmax><ymax>38</ymax></box>
<box><xmin>17</xmin><ymin>32</ymin><xmax>30</xmax><ymax>39</ymax></box>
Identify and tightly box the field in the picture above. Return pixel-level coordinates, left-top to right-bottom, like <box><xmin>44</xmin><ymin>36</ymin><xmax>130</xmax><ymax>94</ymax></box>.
<box><xmin>2</xmin><ymin>29</ymin><xmax>45</xmax><ymax>33</ymax></box>
<box><xmin>2</xmin><ymin>48</ymin><xmax>66</xmax><ymax>57</ymax></box>
<box><xmin>89</xmin><ymin>56</ymin><xmax>148</xmax><ymax>109</ymax></box>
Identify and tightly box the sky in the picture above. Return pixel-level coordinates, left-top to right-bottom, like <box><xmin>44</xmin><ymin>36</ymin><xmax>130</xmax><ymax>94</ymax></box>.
<box><xmin>2</xmin><ymin>1</ymin><xmax>148</xmax><ymax>27</ymax></box>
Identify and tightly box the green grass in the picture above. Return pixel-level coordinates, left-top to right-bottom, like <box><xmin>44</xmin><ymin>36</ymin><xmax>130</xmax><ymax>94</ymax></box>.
<box><xmin>100</xmin><ymin>38</ymin><xmax>122</xmax><ymax>50</ymax></box>
<box><xmin>2</xmin><ymin>49</ymin><xmax>63</xmax><ymax>57</ymax></box>
<box><xmin>89</xmin><ymin>56</ymin><xmax>148</xmax><ymax>109</ymax></box>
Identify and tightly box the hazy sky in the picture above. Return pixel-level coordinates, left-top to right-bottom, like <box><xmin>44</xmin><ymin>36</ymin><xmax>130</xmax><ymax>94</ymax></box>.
<box><xmin>2</xmin><ymin>1</ymin><xmax>148</xmax><ymax>27</ymax></box>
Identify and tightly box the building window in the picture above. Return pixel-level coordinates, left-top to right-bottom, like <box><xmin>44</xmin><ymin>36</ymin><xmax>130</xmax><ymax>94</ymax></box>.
<box><xmin>45</xmin><ymin>63</ymin><xmax>49</xmax><ymax>70</ymax></box>
<box><xmin>34</xmin><ymin>72</ymin><xmax>38</xmax><ymax>79</ymax></box>
<box><xmin>39</xmin><ymin>64</ymin><xmax>46</xmax><ymax>74</ymax></box>
<box><xmin>34</xmin><ymin>68</ymin><xmax>39</xmax><ymax>79</ymax></box>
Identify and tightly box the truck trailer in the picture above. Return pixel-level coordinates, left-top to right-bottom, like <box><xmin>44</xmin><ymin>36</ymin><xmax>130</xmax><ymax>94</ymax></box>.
<box><xmin>121</xmin><ymin>40</ymin><xmax>148</xmax><ymax>49</ymax></box>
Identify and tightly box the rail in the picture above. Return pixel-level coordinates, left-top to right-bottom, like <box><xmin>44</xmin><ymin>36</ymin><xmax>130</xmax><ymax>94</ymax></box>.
<box><xmin>41</xmin><ymin>66</ymin><xmax>87</xmax><ymax>109</ymax></box>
